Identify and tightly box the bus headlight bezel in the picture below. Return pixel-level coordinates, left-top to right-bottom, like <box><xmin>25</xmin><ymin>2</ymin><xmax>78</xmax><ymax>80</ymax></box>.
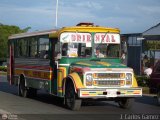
<box><xmin>126</xmin><ymin>73</ymin><xmax>132</xmax><ymax>85</ymax></box>
<box><xmin>86</xmin><ymin>74</ymin><xmax>93</xmax><ymax>86</ymax></box>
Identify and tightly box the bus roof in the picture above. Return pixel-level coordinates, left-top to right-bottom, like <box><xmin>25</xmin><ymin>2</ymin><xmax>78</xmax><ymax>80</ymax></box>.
<box><xmin>49</xmin><ymin>23</ymin><xmax>120</xmax><ymax>38</ymax></box>
<box><xmin>9</xmin><ymin>29</ymin><xmax>57</xmax><ymax>40</ymax></box>
<box><xmin>59</xmin><ymin>26</ymin><xmax>120</xmax><ymax>33</ymax></box>
<box><xmin>9</xmin><ymin>23</ymin><xmax>120</xmax><ymax>40</ymax></box>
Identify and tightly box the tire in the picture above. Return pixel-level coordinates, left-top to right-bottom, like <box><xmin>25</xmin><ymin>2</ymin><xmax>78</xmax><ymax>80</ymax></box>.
<box><xmin>65</xmin><ymin>81</ymin><xmax>82</xmax><ymax>111</ymax></box>
<box><xmin>118</xmin><ymin>98</ymin><xmax>134</xmax><ymax>109</ymax></box>
<box><xmin>18</xmin><ymin>77</ymin><xmax>28</xmax><ymax>97</ymax></box>
<box><xmin>157</xmin><ymin>90</ymin><xmax>160</xmax><ymax>106</ymax></box>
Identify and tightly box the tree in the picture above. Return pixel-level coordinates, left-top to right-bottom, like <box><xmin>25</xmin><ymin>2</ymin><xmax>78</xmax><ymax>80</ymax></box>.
<box><xmin>0</xmin><ymin>24</ymin><xmax>30</xmax><ymax>61</ymax></box>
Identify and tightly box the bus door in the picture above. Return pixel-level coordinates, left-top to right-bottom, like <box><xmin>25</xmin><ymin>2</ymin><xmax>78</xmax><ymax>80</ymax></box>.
<box><xmin>9</xmin><ymin>41</ymin><xmax>14</xmax><ymax>85</ymax></box>
<box><xmin>50</xmin><ymin>38</ymin><xmax>58</xmax><ymax>95</ymax></box>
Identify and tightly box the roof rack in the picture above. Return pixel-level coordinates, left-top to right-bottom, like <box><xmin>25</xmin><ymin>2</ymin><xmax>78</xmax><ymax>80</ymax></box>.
<box><xmin>76</xmin><ymin>22</ymin><xmax>94</xmax><ymax>26</ymax></box>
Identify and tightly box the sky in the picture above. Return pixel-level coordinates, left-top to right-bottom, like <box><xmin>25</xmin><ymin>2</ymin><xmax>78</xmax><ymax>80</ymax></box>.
<box><xmin>0</xmin><ymin>0</ymin><xmax>160</xmax><ymax>33</ymax></box>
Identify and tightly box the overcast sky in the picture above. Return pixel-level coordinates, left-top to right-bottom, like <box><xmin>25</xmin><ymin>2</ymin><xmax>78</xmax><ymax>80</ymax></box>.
<box><xmin>0</xmin><ymin>0</ymin><xmax>160</xmax><ymax>33</ymax></box>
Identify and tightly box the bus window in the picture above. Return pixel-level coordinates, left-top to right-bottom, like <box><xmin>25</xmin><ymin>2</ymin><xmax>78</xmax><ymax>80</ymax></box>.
<box><xmin>55</xmin><ymin>41</ymin><xmax>61</xmax><ymax>59</ymax></box>
<box><xmin>39</xmin><ymin>37</ymin><xmax>49</xmax><ymax>59</ymax></box>
<box><xmin>28</xmin><ymin>38</ymin><xmax>38</xmax><ymax>58</ymax></box>
<box><xmin>62</xmin><ymin>43</ymin><xmax>68</xmax><ymax>56</ymax></box>
<box><xmin>17</xmin><ymin>38</ymin><xmax>27</xmax><ymax>57</ymax></box>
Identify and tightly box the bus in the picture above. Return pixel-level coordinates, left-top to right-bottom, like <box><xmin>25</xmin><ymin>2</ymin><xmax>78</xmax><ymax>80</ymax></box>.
<box><xmin>8</xmin><ymin>23</ymin><xmax>142</xmax><ymax>110</ymax></box>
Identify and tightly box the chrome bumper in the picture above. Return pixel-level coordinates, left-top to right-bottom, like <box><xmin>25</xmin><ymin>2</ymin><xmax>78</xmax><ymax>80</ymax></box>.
<box><xmin>78</xmin><ymin>87</ymin><xmax>142</xmax><ymax>98</ymax></box>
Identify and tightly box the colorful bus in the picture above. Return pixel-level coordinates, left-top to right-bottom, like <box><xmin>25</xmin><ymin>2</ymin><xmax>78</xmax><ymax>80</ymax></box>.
<box><xmin>8</xmin><ymin>23</ymin><xmax>142</xmax><ymax>110</ymax></box>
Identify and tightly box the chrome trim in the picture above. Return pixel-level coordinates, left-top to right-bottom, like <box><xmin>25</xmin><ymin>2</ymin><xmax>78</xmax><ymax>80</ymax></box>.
<box><xmin>59</xmin><ymin>64</ymin><xmax>70</xmax><ymax>66</ymax></box>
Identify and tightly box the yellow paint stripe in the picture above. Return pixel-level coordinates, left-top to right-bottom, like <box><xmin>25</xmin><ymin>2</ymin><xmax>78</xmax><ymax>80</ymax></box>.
<box><xmin>15</xmin><ymin>69</ymin><xmax>51</xmax><ymax>80</ymax></box>
<box><xmin>69</xmin><ymin>72</ymin><xmax>84</xmax><ymax>89</ymax></box>
<box><xmin>76</xmin><ymin>62</ymin><xmax>92</xmax><ymax>66</ymax></box>
<box><xmin>97</xmin><ymin>62</ymin><xmax>111</xmax><ymax>66</ymax></box>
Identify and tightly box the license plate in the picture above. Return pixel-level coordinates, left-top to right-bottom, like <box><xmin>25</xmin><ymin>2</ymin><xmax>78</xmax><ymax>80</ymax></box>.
<box><xmin>107</xmin><ymin>89</ymin><xmax>117</xmax><ymax>97</ymax></box>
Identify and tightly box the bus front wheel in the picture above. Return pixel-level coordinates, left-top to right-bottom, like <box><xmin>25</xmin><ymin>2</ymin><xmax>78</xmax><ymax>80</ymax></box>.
<box><xmin>65</xmin><ymin>81</ymin><xmax>82</xmax><ymax>110</ymax></box>
<box><xmin>118</xmin><ymin>98</ymin><xmax>134</xmax><ymax>109</ymax></box>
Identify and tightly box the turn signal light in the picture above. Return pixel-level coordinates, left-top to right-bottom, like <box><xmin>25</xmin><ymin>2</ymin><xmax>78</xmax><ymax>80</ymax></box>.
<box><xmin>120</xmin><ymin>73</ymin><xmax>125</xmax><ymax>78</ymax></box>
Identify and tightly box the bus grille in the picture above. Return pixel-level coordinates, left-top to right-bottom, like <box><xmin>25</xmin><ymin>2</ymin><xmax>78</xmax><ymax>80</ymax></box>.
<box><xmin>96</xmin><ymin>80</ymin><xmax>121</xmax><ymax>86</ymax></box>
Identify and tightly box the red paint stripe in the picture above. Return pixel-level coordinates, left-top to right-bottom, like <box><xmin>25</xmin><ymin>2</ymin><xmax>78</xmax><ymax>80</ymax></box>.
<box><xmin>15</xmin><ymin>65</ymin><xmax>50</xmax><ymax>70</ymax></box>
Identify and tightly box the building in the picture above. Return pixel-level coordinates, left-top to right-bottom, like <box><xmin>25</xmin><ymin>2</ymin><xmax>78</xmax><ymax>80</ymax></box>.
<box><xmin>121</xmin><ymin>23</ymin><xmax>160</xmax><ymax>75</ymax></box>
<box><xmin>142</xmin><ymin>23</ymin><xmax>160</xmax><ymax>66</ymax></box>
<box><xmin>121</xmin><ymin>33</ymin><xmax>142</xmax><ymax>75</ymax></box>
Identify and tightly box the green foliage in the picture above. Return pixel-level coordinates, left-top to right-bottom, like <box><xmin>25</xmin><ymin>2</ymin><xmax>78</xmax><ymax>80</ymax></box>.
<box><xmin>0</xmin><ymin>23</ymin><xmax>30</xmax><ymax>61</ymax></box>
<box><xmin>136</xmin><ymin>75</ymin><xmax>150</xmax><ymax>87</ymax></box>
<box><xmin>0</xmin><ymin>66</ymin><xmax>7</xmax><ymax>72</ymax></box>
<box><xmin>144</xmin><ymin>40</ymin><xmax>160</xmax><ymax>51</ymax></box>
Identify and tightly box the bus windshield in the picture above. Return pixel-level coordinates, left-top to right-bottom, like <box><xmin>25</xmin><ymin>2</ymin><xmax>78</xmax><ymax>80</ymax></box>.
<box><xmin>94</xmin><ymin>44</ymin><xmax>120</xmax><ymax>58</ymax></box>
<box><xmin>60</xmin><ymin>32</ymin><xmax>120</xmax><ymax>58</ymax></box>
<box><xmin>61</xmin><ymin>43</ymin><xmax>92</xmax><ymax>57</ymax></box>
<box><xmin>60</xmin><ymin>32</ymin><xmax>92</xmax><ymax>58</ymax></box>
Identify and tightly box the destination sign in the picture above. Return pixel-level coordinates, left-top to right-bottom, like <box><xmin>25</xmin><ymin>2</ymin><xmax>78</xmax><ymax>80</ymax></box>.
<box><xmin>60</xmin><ymin>32</ymin><xmax>91</xmax><ymax>43</ymax></box>
<box><xmin>94</xmin><ymin>33</ymin><xmax>120</xmax><ymax>44</ymax></box>
<box><xmin>60</xmin><ymin>32</ymin><xmax>120</xmax><ymax>44</ymax></box>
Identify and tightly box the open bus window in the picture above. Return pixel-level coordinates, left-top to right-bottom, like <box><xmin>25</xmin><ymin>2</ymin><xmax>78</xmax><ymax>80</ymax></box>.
<box><xmin>39</xmin><ymin>37</ymin><xmax>49</xmax><ymax>59</ymax></box>
<box><xmin>17</xmin><ymin>39</ymin><xmax>27</xmax><ymax>57</ymax></box>
<box><xmin>29</xmin><ymin>38</ymin><xmax>38</xmax><ymax>58</ymax></box>
<box><xmin>62</xmin><ymin>43</ymin><xmax>68</xmax><ymax>56</ymax></box>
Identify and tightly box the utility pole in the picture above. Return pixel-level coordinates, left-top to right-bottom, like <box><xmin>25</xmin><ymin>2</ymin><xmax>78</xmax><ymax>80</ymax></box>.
<box><xmin>55</xmin><ymin>0</ymin><xmax>59</xmax><ymax>28</ymax></box>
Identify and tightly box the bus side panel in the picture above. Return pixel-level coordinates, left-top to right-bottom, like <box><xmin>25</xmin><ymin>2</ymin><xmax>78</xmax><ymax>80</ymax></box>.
<box><xmin>8</xmin><ymin>41</ymin><xmax>15</xmax><ymax>85</ymax></box>
<box><xmin>57</xmin><ymin>67</ymin><xmax>67</xmax><ymax>96</ymax></box>
<box><xmin>14</xmin><ymin>58</ymin><xmax>51</xmax><ymax>91</ymax></box>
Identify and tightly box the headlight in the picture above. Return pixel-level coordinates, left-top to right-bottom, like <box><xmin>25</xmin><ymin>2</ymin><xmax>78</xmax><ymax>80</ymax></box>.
<box><xmin>126</xmin><ymin>73</ymin><xmax>132</xmax><ymax>85</ymax></box>
<box><xmin>86</xmin><ymin>74</ymin><xmax>93</xmax><ymax>86</ymax></box>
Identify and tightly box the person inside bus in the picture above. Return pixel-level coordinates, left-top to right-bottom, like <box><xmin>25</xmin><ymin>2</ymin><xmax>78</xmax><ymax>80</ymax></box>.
<box><xmin>43</xmin><ymin>50</ymin><xmax>49</xmax><ymax>59</ymax></box>
<box><xmin>62</xmin><ymin>43</ymin><xmax>68</xmax><ymax>56</ymax></box>
<box><xmin>121</xmin><ymin>50</ymin><xmax>126</xmax><ymax>64</ymax></box>
<box><xmin>85</xmin><ymin>49</ymin><xmax>91</xmax><ymax>57</ymax></box>
<box><xmin>39</xmin><ymin>50</ymin><xmax>48</xmax><ymax>59</ymax></box>
<box><xmin>95</xmin><ymin>48</ymin><xmax>104</xmax><ymax>58</ymax></box>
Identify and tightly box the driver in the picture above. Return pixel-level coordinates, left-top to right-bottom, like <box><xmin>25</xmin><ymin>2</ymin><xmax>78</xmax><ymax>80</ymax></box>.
<box><xmin>95</xmin><ymin>48</ymin><xmax>104</xmax><ymax>58</ymax></box>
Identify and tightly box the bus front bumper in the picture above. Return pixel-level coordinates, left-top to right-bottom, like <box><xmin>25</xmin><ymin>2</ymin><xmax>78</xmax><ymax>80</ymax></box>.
<box><xmin>78</xmin><ymin>87</ymin><xmax>142</xmax><ymax>98</ymax></box>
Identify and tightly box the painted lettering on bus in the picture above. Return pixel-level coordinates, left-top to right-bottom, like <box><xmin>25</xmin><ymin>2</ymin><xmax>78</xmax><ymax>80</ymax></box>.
<box><xmin>71</xmin><ymin>34</ymin><xmax>91</xmax><ymax>43</ymax></box>
<box><xmin>94</xmin><ymin>33</ymin><xmax>119</xmax><ymax>43</ymax></box>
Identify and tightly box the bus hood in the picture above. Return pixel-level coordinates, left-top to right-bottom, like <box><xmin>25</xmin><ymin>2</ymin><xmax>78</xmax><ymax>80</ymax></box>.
<box><xmin>70</xmin><ymin>59</ymin><xmax>127</xmax><ymax>69</ymax></box>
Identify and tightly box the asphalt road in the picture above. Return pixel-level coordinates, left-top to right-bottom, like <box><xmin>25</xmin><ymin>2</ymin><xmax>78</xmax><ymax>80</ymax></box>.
<box><xmin>0</xmin><ymin>75</ymin><xmax>159</xmax><ymax>120</ymax></box>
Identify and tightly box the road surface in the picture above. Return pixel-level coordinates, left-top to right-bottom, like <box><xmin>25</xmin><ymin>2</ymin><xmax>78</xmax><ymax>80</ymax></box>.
<box><xmin>0</xmin><ymin>75</ymin><xmax>159</xmax><ymax>120</ymax></box>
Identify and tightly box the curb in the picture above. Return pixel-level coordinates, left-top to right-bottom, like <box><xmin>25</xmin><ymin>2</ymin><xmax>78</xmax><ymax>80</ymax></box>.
<box><xmin>143</xmin><ymin>94</ymin><xmax>157</xmax><ymax>97</ymax></box>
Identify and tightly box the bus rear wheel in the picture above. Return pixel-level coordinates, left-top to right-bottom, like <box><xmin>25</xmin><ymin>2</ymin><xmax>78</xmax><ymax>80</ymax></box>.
<box><xmin>65</xmin><ymin>81</ymin><xmax>82</xmax><ymax>110</ymax></box>
<box><xmin>18</xmin><ymin>79</ymin><xmax>37</xmax><ymax>98</ymax></box>
<box><xmin>118</xmin><ymin>98</ymin><xmax>134</xmax><ymax>109</ymax></box>
<box><xmin>18</xmin><ymin>77</ymin><xmax>28</xmax><ymax>97</ymax></box>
